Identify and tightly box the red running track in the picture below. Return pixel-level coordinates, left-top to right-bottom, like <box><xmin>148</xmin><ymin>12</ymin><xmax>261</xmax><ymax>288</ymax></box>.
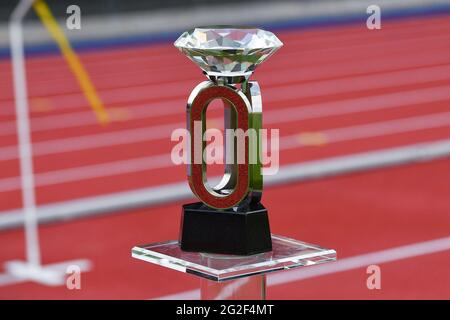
<box><xmin>0</xmin><ymin>14</ymin><xmax>449</xmax><ymax>299</ymax></box>
<box><xmin>0</xmin><ymin>158</ymin><xmax>449</xmax><ymax>299</ymax></box>
<box><xmin>1</xmin><ymin>14</ymin><xmax>450</xmax><ymax>209</ymax></box>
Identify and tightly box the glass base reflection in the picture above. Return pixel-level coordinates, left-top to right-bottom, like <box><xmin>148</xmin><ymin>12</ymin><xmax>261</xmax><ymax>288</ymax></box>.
<box><xmin>132</xmin><ymin>234</ymin><xmax>336</xmax><ymax>282</ymax></box>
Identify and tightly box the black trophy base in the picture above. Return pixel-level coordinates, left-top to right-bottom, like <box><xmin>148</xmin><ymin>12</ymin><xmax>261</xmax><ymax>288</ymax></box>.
<box><xmin>179</xmin><ymin>202</ymin><xmax>272</xmax><ymax>255</ymax></box>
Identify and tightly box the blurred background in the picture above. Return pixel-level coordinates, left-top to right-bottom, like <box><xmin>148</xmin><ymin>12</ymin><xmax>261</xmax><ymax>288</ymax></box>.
<box><xmin>1</xmin><ymin>0</ymin><xmax>450</xmax><ymax>299</ymax></box>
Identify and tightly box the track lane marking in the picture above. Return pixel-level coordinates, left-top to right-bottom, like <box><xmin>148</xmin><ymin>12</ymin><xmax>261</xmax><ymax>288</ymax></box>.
<box><xmin>1</xmin><ymin>109</ymin><xmax>450</xmax><ymax>191</ymax></box>
<box><xmin>1</xmin><ymin>84</ymin><xmax>450</xmax><ymax>158</ymax></box>
<box><xmin>2</xmin><ymin>18</ymin><xmax>450</xmax><ymax>83</ymax></box>
<box><xmin>153</xmin><ymin>236</ymin><xmax>450</xmax><ymax>299</ymax></box>
<box><xmin>0</xmin><ymin>56</ymin><xmax>450</xmax><ymax>135</ymax></box>
<box><xmin>33</xmin><ymin>0</ymin><xmax>109</xmax><ymax>124</ymax></box>
<box><xmin>1</xmin><ymin>59</ymin><xmax>450</xmax><ymax>113</ymax></box>
<box><xmin>1</xmin><ymin>138</ymin><xmax>450</xmax><ymax>228</ymax></box>
<box><xmin>2</xmin><ymin>40</ymin><xmax>450</xmax><ymax>98</ymax></box>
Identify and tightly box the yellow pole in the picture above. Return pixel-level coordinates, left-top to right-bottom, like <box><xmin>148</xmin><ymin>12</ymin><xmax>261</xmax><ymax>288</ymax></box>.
<box><xmin>33</xmin><ymin>0</ymin><xmax>109</xmax><ymax>124</ymax></box>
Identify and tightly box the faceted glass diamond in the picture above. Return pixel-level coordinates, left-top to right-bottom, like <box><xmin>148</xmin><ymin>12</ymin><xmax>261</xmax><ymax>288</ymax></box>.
<box><xmin>174</xmin><ymin>26</ymin><xmax>283</xmax><ymax>78</ymax></box>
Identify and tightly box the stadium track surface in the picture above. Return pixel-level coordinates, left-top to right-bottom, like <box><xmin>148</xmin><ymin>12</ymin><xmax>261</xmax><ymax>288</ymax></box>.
<box><xmin>0</xmin><ymin>13</ymin><xmax>449</xmax><ymax>299</ymax></box>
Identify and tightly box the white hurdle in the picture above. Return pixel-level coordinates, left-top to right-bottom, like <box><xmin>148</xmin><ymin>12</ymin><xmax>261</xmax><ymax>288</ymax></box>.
<box><xmin>3</xmin><ymin>0</ymin><xmax>91</xmax><ymax>286</ymax></box>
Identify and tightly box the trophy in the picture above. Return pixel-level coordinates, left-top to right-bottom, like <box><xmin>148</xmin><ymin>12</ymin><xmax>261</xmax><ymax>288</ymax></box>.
<box><xmin>132</xmin><ymin>27</ymin><xmax>336</xmax><ymax>300</ymax></box>
<box><xmin>174</xmin><ymin>26</ymin><xmax>282</xmax><ymax>255</ymax></box>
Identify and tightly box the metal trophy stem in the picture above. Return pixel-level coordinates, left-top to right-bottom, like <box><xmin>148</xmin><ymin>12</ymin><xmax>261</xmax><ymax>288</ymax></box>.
<box><xmin>200</xmin><ymin>275</ymin><xmax>266</xmax><ymax>300</ymax></box>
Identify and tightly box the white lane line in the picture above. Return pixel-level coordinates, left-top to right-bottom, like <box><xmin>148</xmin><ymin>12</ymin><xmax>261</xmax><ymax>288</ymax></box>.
<box><xmin>0</xmin><ymin>122</ymin><xmax>179</xmax><ymax>161</ymax></box>
<box><xmin>0</xmin><ymin>24</ymin><xmax>448</xmax><ymax>88</ymax></box>
<box><xmin>1</xmin><ymin>109</ymin><xmax>450</xmax><ymax>193</ymax></box>
<box><xmin>0</xmin><ymin>258</ymin><xmax>92</xmax><ymax>287</ymax></box>
<box><xmin>0</xmin><ymin>110</ymin><xmax>450</xmax><ymax>192</ymax></box>
<box><xmin>1</xmin><ymin>84</ymin><xmax>450</xmax><ymax>161</ymax></box>
<box><xmin>0</xmin><ymin>154</ymin><xmax>171</xmax><ymax>192</ymax></box>
<box><xmin>213</xmin><ymin>278</ymin><xmax>252</xmax><ymax>300</ymax></box>
<box><xmin>1</xmin><ymin>44</ymin><xmax>450</xmax><ymax>121</ymax></box>
<box><xmin>268</xmin><ymin>236</ymin><xmax>450</xmax><ymax>286</ymax></box>
<box><xmin>1</xmin><ymin>138</ymin><xmax>450</xmax><ymax>229</ymax></box>
<box><xmin>0</xmin><ymin>180</ymin><xmax>191</xmax><ymax>229</ymax></box>
<box><xmin>265</xmin><ymin>85</ymin><xmax>450</xmax><ymax>125</ymax></box>
<box><xmin>1</xmin><ymin>62</ymin><xmax>450</xmax><ymax>136</ymax></box>
<box><xmin>2</xmin><ymin>47</ymin><xmax>449</xmax><ymax>100</ymax></box>
<box><xmin>1</xmin><ymin>26</ymin><xmax>449</xmax><ymax>96</ymax></box>
<box><xmin>0</xmin><ymin>273</ymin><xmax>27</xmax><ymax>286</ymax></box>
<box><xmin>1</xmin><ymin>60</ymin><xmax>449</xmax><ymax>118</ymax></box>
<box><xmin>153</xmin><ymin>235</ymin><xmax>450</xmax><ymax>300</ymax></box>
<box><xmin>265</xmin><ymin>64</ymin><xmax>450</xmax><ymax>103</ymax></box>
<box><xmin>281</xmin><ymin>111</ymin><xmax>450</xmax><ymax>149</ymax></box>
<box><xmin>0</xmin><ymin>98</ymin><xmax>183</xmax><ymax>136</ymax></box>
<box><xmin>153</xmin><ymin>289</ymin><xmax>199</xmax><ymax>301</ymax></box>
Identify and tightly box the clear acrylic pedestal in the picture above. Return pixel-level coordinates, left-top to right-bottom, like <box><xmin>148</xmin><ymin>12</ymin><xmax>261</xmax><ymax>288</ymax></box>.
<box><xmin>132</xmin><ymin>234</ymin><xmax>336</xmax><ymax>300</ymax></box>
<box><xmin>200</xmin><ymin>274</ymin><xmax>267</xmax><ymax>300</ymax></box>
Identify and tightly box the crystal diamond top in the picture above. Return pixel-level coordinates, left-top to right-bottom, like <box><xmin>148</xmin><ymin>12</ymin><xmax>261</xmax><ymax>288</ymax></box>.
<box><xmin>174</xmin><ymin>26</ymin><xmax>283</xmax><ymax>79</ymax></box>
